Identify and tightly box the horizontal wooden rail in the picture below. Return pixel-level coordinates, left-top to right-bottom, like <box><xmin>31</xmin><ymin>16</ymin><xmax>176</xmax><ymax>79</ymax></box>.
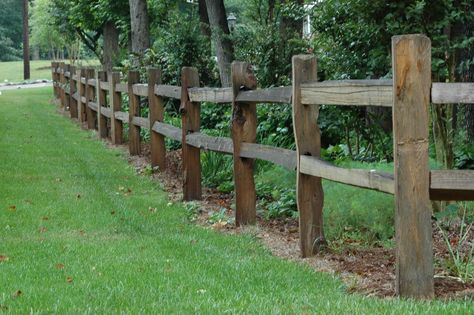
<box><xmin>132</xmin><ymin>84</ymin><xmax>149</xmax><ymax>97</ymax></box>
<box><xmin>188</xmin><ymin>87</ymin><xmax>232</xmax><ymax>103</ymax></box>
<box><xmin>64</xmin><ymin>71</ymin><xmax>71</xmax><ymax>78</ymax></box>
<box><xmin>430</xmin><ymin>170</ymin><xmax>474</xmax><ymax>200</ymax></box>
<box><xmin>65</xmin><ymin>90</ymin><xmax>70</xmax><ymax>95</ymax></box>
<box><xmin>131</xmin><ymin>116</ymin><xmax>150</xmax><ymax>129</ymax></box>
<box><xmin>99</xmin><ymin>82</ymin><xmax>110</xmax><ymax>90</ymax></box>
<box><xmin>301</xmin><ymin>79</ymin><xmax>393</xmax><ymax>107</ymax></box>
<box><xmin>101</xmin><ymin>106</ymin><xmax>111</xmax><ymax>118</ymax></box>
<box><xmin>240</xmin><ymin>143</ymin><xmax>296</xmax><ymax>169</ymax></box>
<box><xmin>185</xmin><ymin>132</ymin><xmax>233</xmax><ymax>154</ymax></box>
<box><xmin>87</xmin><ymin>79</ymin><xmax>96</xmax><ymax>86</ymax></box>
<box><xmin>80</xmin><ymin>78</ymin><xmax>86</xmax><ymax>84</ymax></box>
<box><xmin>155</xmin><ymin>84</ymin><xmax>181</xmax><ymax>99</ymax></box>
<box><xmin>72</xmin><ymin>74</ymin><xmax>79</xmax><ymax>81</ymax></box>
<box><xmin>300</xmin><ymin>155</ymin><xmax>395</xmax><ymax>194</ymax></box>
<box><xmin>114</xmin><ymin>111</ymin><xmax>129</xmax><ymax>122</ymax></box>
<box><xmin>151</xmin><ymin>121</ymin><xmax>181</xmax><ymax>141</ymax></box>
<box><xmin>81</xmin><ymin>96</ymin><xmax>87</xmax><ymax>104</ymax></box>
<box><xmin>88</xmin><ymin>101</ymin><xmax>98</xmax><ymax>111</ymax></box>
<box><xmin>237</xmin><ymin>86</ymin><xmax>292</xmax><ymax>104</ymax></box>
<box><xmin>431</xmin><ymin>83</ymin><xmax>474</xmax><ymax>104</ymax></box>
<box><xmin>115</xmin><ymin>83</ymin><xmax>128</xmax><ymax>93</ymax></box>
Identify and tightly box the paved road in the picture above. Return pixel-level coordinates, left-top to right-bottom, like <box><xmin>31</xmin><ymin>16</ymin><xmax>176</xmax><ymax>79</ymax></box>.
<box><xmin>0</xmin><ymin>82</ymin><xmax>52</xmax><ymax>91</ymax></box>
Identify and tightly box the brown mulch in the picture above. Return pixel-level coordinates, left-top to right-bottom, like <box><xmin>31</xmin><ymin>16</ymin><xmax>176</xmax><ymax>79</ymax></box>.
<box><xmin>53</xmin><ymin>111</ymin><xmax>474</xmax><ymax>300</ymax></box>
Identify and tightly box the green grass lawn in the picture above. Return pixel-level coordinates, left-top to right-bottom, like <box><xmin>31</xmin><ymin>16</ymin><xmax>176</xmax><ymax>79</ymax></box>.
<box><xmin>0</xmin><ymin>88</ymin><xmax>473</xmax><ymax>313</ymax></box>
<box><xmin>0</xmin><ymin>60</ymin><xmax>99</xmax><ymax>84</ymax></box>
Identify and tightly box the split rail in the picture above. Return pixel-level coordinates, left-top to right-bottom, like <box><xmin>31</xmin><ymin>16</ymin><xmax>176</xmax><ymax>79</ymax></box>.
<box><xmin>51</xmin><ymin>34</ymin><xmax>474</xmax><ymax>299</ymax></box>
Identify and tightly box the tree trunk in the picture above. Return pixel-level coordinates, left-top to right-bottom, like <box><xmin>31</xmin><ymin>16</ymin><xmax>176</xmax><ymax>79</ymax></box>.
<box><xmin>22</xmin><ymin>0</ymin><xmax>30</xmax><ymax>80</ymax></box>
<box><xmin>128</xmin><ymin>0</ymin><xmax>150</xmax><ymax>55</ymax></box>
<box><xmin>103</xmin><ymin>21</ymin><xmax>119</xmax><ymax>71</ymax></box>
<box><xmin>198</xmin><ymin>0</ymin><xmax>211</xmax><ymax>39</ymax></box>
<box><xmin>205</xmin><ymin>0</ymin><xmax>234</xmax><ymax>87</ymax></box>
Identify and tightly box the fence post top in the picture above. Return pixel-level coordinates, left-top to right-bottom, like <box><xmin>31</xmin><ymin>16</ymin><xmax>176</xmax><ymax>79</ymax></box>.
<box><xmin>292</xmin><ymin>54</ymin><xmax>315</xmax><ymax>62</ymax></box>
<box><xmin>391</xmin><ymin>34</ymin><xmax>430</xmax><ymax>45</ymax></box>
<box><xmin>231</xmin><ymin>62</ymin><xmax>257</xmax><ymax>90</ymax></box>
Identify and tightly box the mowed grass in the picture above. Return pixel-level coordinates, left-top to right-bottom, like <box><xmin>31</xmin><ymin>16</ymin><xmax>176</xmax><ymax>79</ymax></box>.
<box><xmin>0</xmin><ymin>89</ymin><xmax>473</xmax><ymax>314</ymax></box>
<box><xmin>0</xmin><ymin>60</ymin><xmax>99</xmax><ymax>83</ymax></box>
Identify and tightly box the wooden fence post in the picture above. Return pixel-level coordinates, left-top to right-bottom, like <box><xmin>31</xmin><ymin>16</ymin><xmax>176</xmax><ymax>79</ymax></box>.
<box><xmin>69</xmin><ymin>65</ymin><xmax>78</xmax><ymax>119</ymax></box>
<box><xmin>97</xmin><ymin>71</ymin><xmax>108</xmax><ymax>139</ymax></box>
<box><xmin>128</xmin><ymin>71</ymin><xmax>141</xmax><ymax>155</ymax></box>
<box><xmin>64</xmin><ymin>64</ymin><xmax>71</xmax><ymax>111</ymax></box>
<box><xmin>292</xmin><ymin>55</ymin><xmax>325</xmax><ymax>257</ymax></box>
<box><xmin>109</xmin><ymin>72</ymin><xmax>123</xmax><ymax>144</ymax></box>
<box><xmin>59</xmin><ymin>62</ymin><xmax>66</xmax><ymax>108</ymax></box>
<box><xmin>85</xmin><ymin>68</ymin><xmax>96</xmax><ymax>130</ymax></box>
<box><xmin>392</xmin><ymin>34</ymin><xmax>434</xmax><ymax>299</ymax></box>
<box><xmin>78</xmin><ymin>68</ymin><xmax>87</xmax><ymax>123</ymax></box>
<box><xmin>181</xmin><ymin>67</ymin><xmax>201</xmax><ymax>201</ymax></box>
<box><xmin>148</xmin><ymin>68</ymin><xmax>166</xmax><ymax>171</ymax></box>
<box><xmin>231</xmin><ymin>62</ymin><xmax>257</xmax><ymax>225</ymax></box>
<box><xmin>51</xmin><ymin>62</ymin><xmax>59</xmax><ymax>99</ymax></box>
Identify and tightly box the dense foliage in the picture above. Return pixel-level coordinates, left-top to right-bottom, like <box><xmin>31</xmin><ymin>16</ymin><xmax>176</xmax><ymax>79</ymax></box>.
<box><xmin>0</xmin><ymin>0</ymin><xmax>22</xmax><ymax>61</ymax></box>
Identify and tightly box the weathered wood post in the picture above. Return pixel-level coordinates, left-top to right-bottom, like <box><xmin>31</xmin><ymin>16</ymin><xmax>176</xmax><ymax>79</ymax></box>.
<box><xmin>97</xmin><ymin>71</ymin><xmax>108</xmax><ymax>139</ymax></box>
<box><xmin>85</xmin><ymin>68</ymin><xmax>96</xmax><ymax>130</ymax></box>
<box><xmin>292</xmin><ymin>55</ymin><xmax>325</xmax><ymax>257</ymax></box>
<box><xmin>109</xmin><ymin>72</ymin><xmax>123</xmax><ymax>144</ymax></box>
<box><xmin>392</xmin><ymin>34</ymin><xmax>434</xmax><ymax>299</ymax></box>
<box><xmin>128</xmin><ymin>71</ymin><xmax>141</xmax><ymax>155</ymax></box>
<box><xmin>78</xmin><ymin>68</ymin><xmax>87</xmax><ymax>123</ymax></box>
<box><xmin>181</xmin><ymin>67</ymin><xmax>201</xmax><ymax>201</ymax></box>
<box><xmin>59</xmin><ymin>62</ymin><xmax>66</xmax><ymax>108</ymax></box>
<box><xmin>69</xmin><ymin>65</ymin><xmax>78</xmax><ymax>119</ymax></box>
<box><xmin>231</xmin><ymin>62</ymin><xmax>257</xmax><ymax>225</ymax></box>
<box><xmin>64</xmin><ymin>64</ymin><xmax>71</xmax><ymax>111</ymax></box>
<box><xmin>148</xmin><ymin>68</ymin><xmax>166</xmax><ymax>171</ymax></box>
<box><xmin>51</xmin><ymin>62</ymin><xmax>59</xmax><ymax>99</ymax></box>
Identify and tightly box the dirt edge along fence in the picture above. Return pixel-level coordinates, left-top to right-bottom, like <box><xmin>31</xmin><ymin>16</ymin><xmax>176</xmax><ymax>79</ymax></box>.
<box><xmin>51</xmin><ymin>34</ymin><xmax>474</xmax><ymax>299</ymax></box>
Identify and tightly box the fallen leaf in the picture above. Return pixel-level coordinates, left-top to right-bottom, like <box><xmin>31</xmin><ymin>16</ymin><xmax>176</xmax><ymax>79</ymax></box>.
<box><xmin>55</xmin><ymin>263</ymin><xmax>65</xmax><ymax>270</ymax></box>
<box><xmin>38</xmin><ymin>227</ymin><xmax>48</xmax><ymax>233</ymax></box>
<box><xmin>76</xmin><ymin>194</ymin><xmax>81</xmax><ymax>199</ymax></box>
<box><xmin>0</xmin><ymin>304</ymin><xmax>7</xmax><ymax>310</ymax></box>
<box><xmin>8</xmin><ymin>205</ymin><xmax>16</xmax><ymax>211</ymax></box>
<box><xmin>42</xmin><ymin>217</ymin><xmax>49</xmax><ymax>221</ymax></box>
<box><xmin>55</xmin><ymin>178</ymin><xmax>62</xmax><ymax>182</ymax></box>
<box><xmin>12</xmin><ymin>290</ymin><xmax>22</xmax><ymax>298</ymax></box>
<box><xmin>110</xmin><ymin>210</ymin><xmax>116</xmax><ymax>215</ymax></box>
<box><xmin>149</xmin><ymin>207</ymin><xmax>157</xmax><ymax>213</ymax></box>
<box><xmin>66</xmin><ymin>276</ymin><xmax>73</xmax><ymax>283</ymax></box>
<box><xmin>0</xmin><ymin>255</ymin><xmax>9</xmax><ymax>262</ymax></box>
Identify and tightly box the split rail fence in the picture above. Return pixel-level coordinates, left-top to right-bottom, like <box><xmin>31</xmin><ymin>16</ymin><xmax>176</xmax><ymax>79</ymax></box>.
<box><xmin>51</xmin><ymin>34</ymin><xmax>473</xmax><ymax>299</ymax></box>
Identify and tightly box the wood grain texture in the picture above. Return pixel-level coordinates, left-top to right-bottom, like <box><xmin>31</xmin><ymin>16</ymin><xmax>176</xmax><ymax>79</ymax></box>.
<box><xmin>430</xmin><ymin>170</ymin><xmax>474</xmax><ymax>200</ymax></box>
<box><xmin>64</xmin><ymin>64</ymin><xmax>71</xmax><ymax>110</ymax></box>
<box><xmin>109</xmin><ymin>72</ymin><xmax>123</xmax><ymax>144</ymax></box>
<box><xmin>85</xmin><ymin>69</ymin><xmax>96</xmax><ymax>130</ymax></box>
<box><xmin>181</xmin><ymin>67</ymin><xmax>202</xmax><ymax>201</ymax></box>
<box><xmin>100</xmin><ymin>107</ymin><xmax>111</xmax><ymax>118</ymax></box>
<box><xmin>292</xmin><ymin>55</ymin><xmax>325</xmax><ymax>257</ymax></box>
<box><xmin>188</xmin><ymin>87</ymin><xmax>232</xmax><ymax>103</ymax></box>
<box><xmin>232</xmin><ymin>62</ymin><xmax>257</xmax><ymax>225</ymax></box>
<box><xmin>151</xmin><ymin>122</ymin><xmax>181</xmax><ymax>141</ymax></box>
<box><xmin>240</xmin><ymin>143</ymin><xmax>296</xmax><ymax>170</ymax></box>
<box><xmin>155</xmin><ymin>84</ymin><xmax>182</xmax><ymax>99</ymax></box>
<box><xmin>99</xmin><ymin>81</ymin><xmax>110</xmax><ymax>91</ymax></box>
<box><xmin>185</xmin><ymin>133</ymin><xmax>233</xmax><ymax>154</ymax></box>
<box><xmin>59</xmin><ymin>62</ymin><xmax>66</xmax><ymax>108</ymax></box>
<box><xmin>69</xmin><ymin>65</ymin><xmax>78</xmax><ymax>119</ymax></box>
<box><xmin>301</xmin><ymin>80</ymin><xmax>393</xmax><ymax>107</ymax></box>
<box><xmin>88</xmin><ymin>101</ymin><xmax>98</xmax><ymax>111</ymax></box>
<box><xmin>300</xmin><ymin>156</ymin><xmax>394</xmax><ymax>193</ymax></box>
<box><xmin>114</xmin><ymin>111</ymin><xmax>129</xmax><ymax>122</ymax></box>
<box><xmin>237</xmin><ymin>86</ymin><xmax>292</xmax><ymax>104</ymax></box>
<box><xmin>392</xmin><ymin>34</ymin><xmax>434</xmax><ymax>299</ymax></box>
<box><xmin>131</xmin><ymin>116</ymin><xmax>150</xmax><ymax>128</ymax></box>
<box><xmin>97</xmin><ymin>71</ymin><xmax>108</xmax><ymax>139</ymax></box>
<box><xmin>78</xmin><ymin>69</ymin><xmax>87</xmax><ymax>123</ymax></box>
<box><xmin>51</xmin><ymin>62</ymin><xmax>59</xmax><ymax>98</ymax></box>
<box><xmin>132</xmin><ymin>83</ymin><xmax>149</xmax><ymax>97</ymax></box>
<box><xmin>128</xmin><ymin>71</ymin><xmax>141</xmax><ymax>155</ymax></box>
<box><xmin>148</xmin><ymin>68</ymin><xmax>166</xmax><ymax>171</ymax></box>
<box><xmin>115</xmin><ymin>83</ymin><xmax>128</xmax><ymax>93</ymax></box>
<box><xmin>432</xmin><ymin>83</ymin><xmax>474</xmax><ymax>104</ymax></box>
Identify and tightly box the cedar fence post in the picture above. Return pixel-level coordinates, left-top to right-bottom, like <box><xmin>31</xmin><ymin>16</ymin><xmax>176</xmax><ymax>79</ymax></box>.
<box><xmin>59</xmin><ymin>62</ymin><xmax>66</xmax><ymax>108</ymax></box>
<box><xmin>69</xmin><ymin>65</ymin><xmax>78</xmax><ymax>119</ymax></box>
<box><xmin>392</xmin><ymin>34</ymin><xmax>434</xmax><ymax>299</ymax></box>
<box><xmin>148</xmin><ymin>68</ymin><xmax>166</xmax><ymax>171</ymax></box>
<box><xmin>64</xmin><ymin>64</ymin><xmax>71</xmax><ymax>111</ymax></box>
<box><xmin>292</xmin><ymin>55</ymin><xmax>325</xmax><ymax>257</ymax></box>
<box><xmin>78</xmin><ymin>68</ymin><xmax>87</xmax><ymax>123</ymax></box>
<box><xmin>109</xmin><ymin>72</ymin><xmax>123</xmax><ymax>144</ymax></box>
<box><xmin>181</xmin><ymin>67</ymin><xmax>201</xmax><ymax>201</ymax></box>
<box><xmin>128</xmin><ymin>71</ymin><xmax>141</xmax><ymax>155</ymax></box>
<box><xmin>231</xmin><ymin>62</ymin><xmax>257</xmax><ymax>225</ymax></box>
<box><xmin>51</xmin><ymin>62</ymin><xmax>59</xmax><ymax>99</ymax></box>
<box><xmin>85</xmin><ymin>68</ymin><xmax>96</xmax><ymax>130</ymax></box>
<box><xmin>97</xmin><ymin>71</ymin><xmax>108</xmax><ymax>138</ymax></box>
